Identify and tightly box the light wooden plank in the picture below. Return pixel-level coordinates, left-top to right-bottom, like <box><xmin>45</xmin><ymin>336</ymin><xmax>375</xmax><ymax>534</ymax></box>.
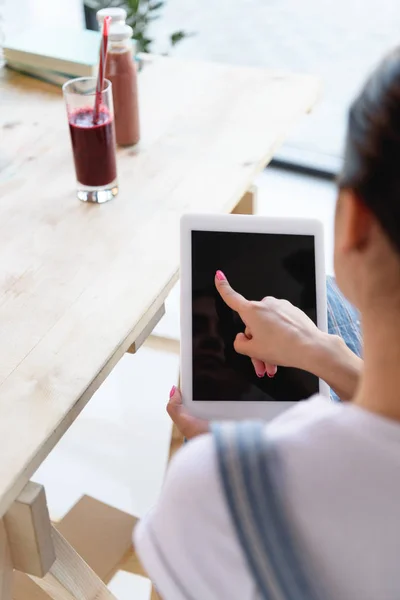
<box><xmin>144</xmin><ymin>334</ymin><xmax>180</xmax><ymax>355</ymax></box>
<box><xmin>4</xmin><ymin>482</ymin><xmax>55</xmax><ymax>578</ymax></box>
<box><xmin>29</xmin><ymin>527</ymin><xmax>116</xmax><ymax>600</ymax></box>
<box><xmin>15</xmin><ymin>496</ymin><xmax>138</xmax><ymax>597</ymax></box>
<box><xmin>168</xmin><ymin>423</ymin><xmax>185</xmax><ymax>462</ymax></box>
<box><xmin>0</xmin><ymin>57</ymin><xmax>319</xmax><ymax>517</ymax></box>
<box><xmin>13</xmin><ymin>572</ymin><xmax>52</xmax><ymax>600</ymax></box>
<box><xmin>126</xmin><ymin>304</ymin><xmax>165</xmax><ymax>354</ymax></box>
<box><xmin>232</xmin><ymin>185</ymin><xmax>257</xmax><ymax>215</ymax></box>
<box><xmin>55</xmin><ymin>495</ymin><xmax>136</xmax><ymax>584</ymax></box>
<box><xmin>0</xmin><ymin>270</ymin><xmax>178</xmax><ymax>519</ymax></box>
<box><xmin>0</xmin><ymin>520</ymin><xmax>12</xmax><ymax>600</ymax></box>
<box><xmin>151</xmin><ymin>588</ymin><xmax>160</xmax><ymax>600</ymax></box>
<box><xmin>118</xmin><ymin>549</ymin><xmax>146</xmax><ymax>580</ymax></box>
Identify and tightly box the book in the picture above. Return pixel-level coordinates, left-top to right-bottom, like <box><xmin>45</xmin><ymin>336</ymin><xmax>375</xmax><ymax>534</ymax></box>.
<box><xmin>6</xmin><ymin>62</ymin><xmax>71</xmax><ymax>87</ymax></box>
<box><xmin>3</xmin><ymin>28</ymin><xmax>100</xmax><ymax>78</ymax></box>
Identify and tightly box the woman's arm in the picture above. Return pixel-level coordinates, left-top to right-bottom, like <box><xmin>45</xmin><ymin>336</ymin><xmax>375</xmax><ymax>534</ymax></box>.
<box><xmin>307</xmin><ymin>333</ymin><xmax>362</xmax><ymax>401</ymax></box>
<box><xmin>167</xmin><ymin>274</ymin><xmax>364</xmax><ymax>440</ymax></box>
<box><xmin>215</xmin><ymin>272</ymin><xmax>363</xmax><ymax>401</ymax></box>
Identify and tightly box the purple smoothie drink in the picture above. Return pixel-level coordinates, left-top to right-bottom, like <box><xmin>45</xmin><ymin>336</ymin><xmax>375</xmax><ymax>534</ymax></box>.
<box><xmin>63</xmin><ymin>78</ymin><xmax>118</xmax><ymax>203</ymax></box>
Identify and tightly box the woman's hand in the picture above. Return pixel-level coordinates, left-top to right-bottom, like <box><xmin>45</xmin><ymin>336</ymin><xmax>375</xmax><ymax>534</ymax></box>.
<box><xmin>167</xmin><ymin>386</ymin><xmax>209</xmax><ymax>439</ymax></box>
<box><xmin>166</xmin><ymin>272</ymin><xmax>362</xmax><ymax>441</ymax></box>
<box><xmin>214</xmin><ymin>271</ymin><xmax>362</xmax><ymax>400</ymax></box>
<box><xmin>215</xmin><ymin>270</ymin><xmax>323</xmax><ymax>372</ymax></box>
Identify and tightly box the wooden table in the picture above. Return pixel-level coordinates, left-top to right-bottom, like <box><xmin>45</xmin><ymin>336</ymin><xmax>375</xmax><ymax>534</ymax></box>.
<box><xmin>0</xmin><ymin>56</ymin><xmax>318</xmax><ymax>598</ymax></box>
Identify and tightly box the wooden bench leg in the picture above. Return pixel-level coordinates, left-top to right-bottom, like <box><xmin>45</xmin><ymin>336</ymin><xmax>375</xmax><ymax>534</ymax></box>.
<box><xmin>0</xmin><ymin>520</ymin><xmax>12</xmax><ymax>600</ymax></box>
<box><xmin>168</xmin><ymin>422</ymin><xmax>185</xmax><ymax>462</ymax></box>
<box><xmin>4</xmin><ymin>481</ymin><xmax>55</xmax><ymax>578</ymax></box>
<box><xmin>30</xmin><ymin>526</ymin><xmax>117</xmax><ymax>600</ymax></box>
<box><xmin>5</xmin><ymin>482</ymin><xmax>117</xmax><ymax>600</ymax></box>
<box><xmin>231</xmin><ymin>184</ymin><xmax>257</xmax><ymax>215</ymax></box>
<box><xmin>143</xmin><ymin>334</ymin><xmax>180</xmax><ymax>355</ymax></box>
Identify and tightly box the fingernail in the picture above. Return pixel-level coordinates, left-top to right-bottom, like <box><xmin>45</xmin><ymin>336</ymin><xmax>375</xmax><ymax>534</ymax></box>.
<box><xmin>266</xmin><ymin>372</ymin><xmax>275</xmax><ymax>378</ymax></box>
<box><xmin>256</xmin><ymin>371</ymin><xmax>265</xmax><ymax>378</ymax></box>
<box><xmin>216</xmin><ymin>270</ymin><xmax>226</xmax><ymax>281</ymax></box>
<box><xmin>169</xmin><ymin>385</ymin><xmax>176</xmax><ymax>398</ymax></box>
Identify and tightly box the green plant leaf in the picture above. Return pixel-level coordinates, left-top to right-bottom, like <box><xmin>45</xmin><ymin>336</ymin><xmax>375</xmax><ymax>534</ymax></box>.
<box><xmin>149</xmin><ymin>1</ymin><xmax>165</xmax><ymax>10</ymax></box>
<box><xmin>170</xmin><ymin>30</ymin><xmax>187</xmax><ymax>46</ymax></box>
<box><xmin>125</xmin><ymin>0</ymin><xmax>141</xmax><ymax>12</ymax></box>
<box><xmin>140</xmin><ymin>37</ymin><xmax>153</xmax><ymax>52</ymax></box>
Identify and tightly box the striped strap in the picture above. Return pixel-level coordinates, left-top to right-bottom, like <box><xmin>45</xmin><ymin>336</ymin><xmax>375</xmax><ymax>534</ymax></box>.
<box><xmin>213</xmin><ymin>421</ymin><xmax>321</xmax><ymax>600</ymax></box>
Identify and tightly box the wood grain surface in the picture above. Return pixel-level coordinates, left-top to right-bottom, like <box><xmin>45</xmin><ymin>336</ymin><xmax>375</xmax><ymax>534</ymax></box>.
<box><xmin>29</xmin><ymin>527</ymin><xmax>117</xmax><ymax>600</ymax></box>
<box><xmin>3</xmin><ymin>482</ymin><xmax>55</xmax><ymax>577</ymax></box>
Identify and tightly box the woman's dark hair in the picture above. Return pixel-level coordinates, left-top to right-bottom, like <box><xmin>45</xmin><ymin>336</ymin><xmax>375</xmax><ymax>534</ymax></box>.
<box><xmin>339</xmin><ymin>47</ymin><xmax>400</xmax><ymax>253</ymax></box>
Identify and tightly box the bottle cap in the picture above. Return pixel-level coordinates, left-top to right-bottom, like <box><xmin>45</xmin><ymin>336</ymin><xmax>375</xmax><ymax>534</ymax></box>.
<box><xmin>96</xmin><ymin>7</ymin><xmax>127</xmax><ymax>26</ymax></box>
<box><xmin>108</xmin><ymin>23</ymin><xmax>134</xmax><ymax>42</ymax></box>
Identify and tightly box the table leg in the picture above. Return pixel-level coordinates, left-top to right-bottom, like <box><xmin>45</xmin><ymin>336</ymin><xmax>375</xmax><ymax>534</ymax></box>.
<box><xmin>0</xmin><ymin>520</ymin><xmax>12</xmax><ymax>600</ymax></box>
<box><xmin>30</xmin><ymin>527</ymin><xmax>117</xmax><ymax>600</ymax></box>
<box><xmin>4</xmin><ymin>482</ymin><xmax>55</xmax><ymax>578</ymax></box>
<box><xmin>231</xmin><ymin>184</ymin><xmax>257</xmax><ymax>215</ymax></box>
<box><xmin>13</xmin><ymin>571</ymin><xmax>52</xmax><ymax>599</ymax></box>
<box><xmin>5</xmin><ymin>483</ymin><xmax>118</xmax><ymax>600</ymax></box>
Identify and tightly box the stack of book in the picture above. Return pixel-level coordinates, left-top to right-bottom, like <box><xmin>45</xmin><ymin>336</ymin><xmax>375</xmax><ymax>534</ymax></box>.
<box><xmin>3</xmin><ymin>28</ymin><xmax>101</xmax><ymax>86</ymax></box>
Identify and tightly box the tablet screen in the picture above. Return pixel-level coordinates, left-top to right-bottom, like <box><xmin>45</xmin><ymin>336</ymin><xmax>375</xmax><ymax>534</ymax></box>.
<box><xmin>191</xmin><ymin>230</ymin><xmax>319</xmax><ymax>402</ymax></box>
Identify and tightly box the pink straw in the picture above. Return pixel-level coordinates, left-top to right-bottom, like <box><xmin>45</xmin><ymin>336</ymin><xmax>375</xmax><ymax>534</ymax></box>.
<box><xmin>93</xmin><ymin>16</ymin><xmax>111</xmax><ymax>124</ymax></box>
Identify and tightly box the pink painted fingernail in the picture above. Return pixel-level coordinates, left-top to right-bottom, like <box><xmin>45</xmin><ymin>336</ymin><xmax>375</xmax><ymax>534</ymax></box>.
<box><xmin>267</xmin><ymin>372</ymin><xmax>275</xmax><ymax>378</ymax></box>
<box><xmin>216</xmin><ymin>270</ymin><xmax>226</xmax><ymax>281</ymax></box>
<box><xmin>256</xmin><ymin>371</ymin><xmax>265</xmax><ymax>378</ymax></box>
<box><xmin>169</xmin><ymin>385</ymin><xmax>176</xmax><ymax>398</ymax></box>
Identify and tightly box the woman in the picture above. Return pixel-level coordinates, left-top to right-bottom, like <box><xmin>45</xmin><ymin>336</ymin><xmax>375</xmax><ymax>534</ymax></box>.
<box><xmin>135</xmin><ymin>47</ymin><xmax>400</xmax><ymax>600</ymax></box>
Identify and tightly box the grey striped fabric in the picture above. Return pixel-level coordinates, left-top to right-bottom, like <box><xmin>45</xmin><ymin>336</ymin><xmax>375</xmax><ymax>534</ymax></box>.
<box><xmin>212</xmin><ymin>421</ymin><xmax>322</xmax><ymax>600</ymax></box>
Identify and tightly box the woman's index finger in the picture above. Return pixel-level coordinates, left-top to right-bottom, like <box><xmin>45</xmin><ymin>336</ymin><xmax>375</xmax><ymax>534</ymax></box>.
<box><xmin>215</xmin><ymin>271</ymin><xmax>249</xmax><ymax>312</ymax></box>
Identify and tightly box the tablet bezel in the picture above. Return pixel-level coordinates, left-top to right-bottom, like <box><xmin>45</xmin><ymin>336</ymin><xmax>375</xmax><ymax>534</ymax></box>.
<box><xmin>180</xmin><ymin>213</ymin><xmax>329</xmax><ymax>421</ymax></box>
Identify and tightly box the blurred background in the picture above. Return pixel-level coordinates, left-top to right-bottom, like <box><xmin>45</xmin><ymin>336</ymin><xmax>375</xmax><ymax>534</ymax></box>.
<box><xmin>2</xmin><ymin>0</ymin><xmax>400</xmax><ymax>175</ymax></box>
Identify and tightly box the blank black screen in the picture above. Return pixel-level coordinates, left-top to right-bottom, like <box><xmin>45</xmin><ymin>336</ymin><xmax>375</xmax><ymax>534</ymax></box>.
<box><xmin>191</xmin><ymin>230</ymin><xmax>319</xmax><ymax>402</ymax></box>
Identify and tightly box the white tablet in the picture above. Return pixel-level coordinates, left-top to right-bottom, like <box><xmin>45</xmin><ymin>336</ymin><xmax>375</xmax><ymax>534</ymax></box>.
<box><xmin>180</xmin><ymin>214</ymin><xmax>329</xmax><ymax>421</ymax></box>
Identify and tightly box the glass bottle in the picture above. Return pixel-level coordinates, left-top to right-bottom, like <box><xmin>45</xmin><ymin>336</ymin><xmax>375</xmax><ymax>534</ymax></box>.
<box><xmin>104</xmin><ymin>24</ymin><xmax>140</xmax><ymax>147</ymax></box>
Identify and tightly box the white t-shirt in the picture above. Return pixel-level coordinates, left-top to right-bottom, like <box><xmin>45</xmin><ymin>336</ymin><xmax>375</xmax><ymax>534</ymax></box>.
<box><xmin>134</xmin><ymin>396</ymin><xmax>400</xmax><ymax>600</ymax></box>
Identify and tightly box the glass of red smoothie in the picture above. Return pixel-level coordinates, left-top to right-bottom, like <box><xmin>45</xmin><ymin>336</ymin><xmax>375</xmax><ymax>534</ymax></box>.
<box><xmin>63</xmin><ymin>77</ymin><xmax>118</xmax><ymax>203</ymax></box>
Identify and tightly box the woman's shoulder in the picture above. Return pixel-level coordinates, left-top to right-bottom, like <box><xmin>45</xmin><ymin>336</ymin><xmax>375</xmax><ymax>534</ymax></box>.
<box><xmin>267</xmin><ymin>394</ymin><xmax>344</xmax><ymax>439</ymax></box>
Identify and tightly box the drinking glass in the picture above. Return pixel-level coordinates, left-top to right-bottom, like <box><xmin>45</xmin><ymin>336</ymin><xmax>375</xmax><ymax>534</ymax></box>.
<box><xmin>63</xmin><ymin>77</ymin><xmax>118</xmax><ymax>203</ymax></box>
